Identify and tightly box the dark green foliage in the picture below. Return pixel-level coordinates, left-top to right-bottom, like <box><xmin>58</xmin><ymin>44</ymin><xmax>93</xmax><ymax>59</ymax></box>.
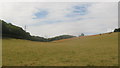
<box><xmin>114</xmin><ymin>28</ymin><xmax>120</xmax><ymax>32</ymax></box>
<box><xmin>1</xmin><ymin>20</ymin><xmax>76</xmax><ymax>42</ymax></box>
<box><xmin>1</xmin><ymin>20</ymin><xmax>31</xmax><ymax>39</ymax></box>
<box><xmin>1</xmin><ymin>20</ymin><xmax>48</xmax><ymax>41</ymax></box>
<box><xmin>30</xmin><ymin>36</ymin><xmax>48</xmax><ymax>42</ymax></box>
<box><xmin>81</xmin><ymin>33</ymin><xmax>84</xmax><ymax>36</ymax></box>
<box><xmin>79</xmin><ymin>33</ymin><xmax>85</xmax><ymax>37</ymax></box>
<box><xmin>48</xmin><ymin>35</ymin><xmax>76</xmax><ymax>41</ymax></box>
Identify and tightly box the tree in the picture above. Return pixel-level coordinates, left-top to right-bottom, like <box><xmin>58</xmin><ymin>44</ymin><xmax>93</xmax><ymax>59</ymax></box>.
<box><xmin>79</xmin><ymin>33</ymin><xmax>84</xmax><ymax>37</ymax></box>
<box><xmin>114</xmin><ymin>28</ymin><xmax>120</xmax><ymax>32</ymax></box>
<box><xmin>81</xmin><ymin>33</ymin><xmax>84</xmax><ymax>36</ymax></box>
<box><xmin>1</xmin><ymin>19</ymin><xmax>76</xmax><ymax>42</ymax></box>
<box><xmin>48</xmin><ymin>35</ymin><xmax>76</xmax><ymax>41</ymax></box>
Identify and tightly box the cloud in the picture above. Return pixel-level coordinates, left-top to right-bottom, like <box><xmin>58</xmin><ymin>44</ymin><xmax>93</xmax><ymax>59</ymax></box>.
<box><xmin>33</xmin><ymin>10</ymin><xmax>48</xmax><ymax>19</ymax></box>
<box><xmin>0</xmin><ymin>2</ymin><xmax>118</xmax><ymax>37</ymax></box>
<box><xmin>66</xmin><ymin>4</ymin><xmax>91</xmax><ymax>17</ymax></box>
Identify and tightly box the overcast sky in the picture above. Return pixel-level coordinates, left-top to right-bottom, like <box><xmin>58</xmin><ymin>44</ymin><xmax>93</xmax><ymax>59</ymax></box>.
<box><xmin>0</xmin><ymin>2</ymin><xmax>118</xmax><ymax>38</ymax></box>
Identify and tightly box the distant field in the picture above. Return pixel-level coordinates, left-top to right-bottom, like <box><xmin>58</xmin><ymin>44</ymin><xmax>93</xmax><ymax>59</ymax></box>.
<box><xmin>2</xmin><ymin>32</ymin><xmax>118</xmax><ymax>66</ymax></box>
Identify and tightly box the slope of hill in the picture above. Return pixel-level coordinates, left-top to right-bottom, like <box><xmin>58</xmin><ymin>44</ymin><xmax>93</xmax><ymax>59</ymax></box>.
<box><xmin>2</xmin><ymin>32</ymin><xmax>118</xmax><ymax>66</ymax></box>
<box><xmin>1</xmin><ymin>19</ymin><xmax>76</xmax><ymax>42</ymax></box>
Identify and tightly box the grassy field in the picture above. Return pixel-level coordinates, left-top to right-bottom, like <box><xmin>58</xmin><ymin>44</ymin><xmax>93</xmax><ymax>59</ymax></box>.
<box><xmin>0</xmin><ymin>39</ymin><xmax>2</xmax><ymax>67</ymax></box>
<box><xmin>2</xmin><ymin>32</ymin><xmax>118</xmax><ymax>66</ymax></box>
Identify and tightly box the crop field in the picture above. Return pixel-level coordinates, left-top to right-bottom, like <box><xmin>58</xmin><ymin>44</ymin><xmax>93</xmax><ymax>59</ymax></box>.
<box><xmin>2</xmin><ymin>32</ymin><xmax>118</xmax><ymax>66</ymax></box>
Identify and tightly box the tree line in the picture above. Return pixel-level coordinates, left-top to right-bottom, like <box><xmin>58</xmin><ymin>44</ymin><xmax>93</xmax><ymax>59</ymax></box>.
<box><xmin>1</xmin><ymin>20</ymin><xmax>76</xmax><ymax>42</ymax></box>
<box><xmin>114</xmin><ymin>28</ymin><xmax>120</xmax><ymax>32</ymax></box>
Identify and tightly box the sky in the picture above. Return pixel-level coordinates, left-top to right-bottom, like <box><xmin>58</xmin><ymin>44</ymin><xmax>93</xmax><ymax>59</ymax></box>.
<box><xmin>0</xmin><ymin>2</ymin><xmax>118</xmax><ymax>38</ymax></box>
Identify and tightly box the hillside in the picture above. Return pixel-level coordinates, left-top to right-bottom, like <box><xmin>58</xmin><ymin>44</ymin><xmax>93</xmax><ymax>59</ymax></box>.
<box><xmin>1</xmin><ymin>19</ymin><xmax>76</xmax><ymax>42</ymax></box>
<box><xmin>2</xmin><ymin>32</ymin><xmax>118</xmax><ymax>66</ymax></box>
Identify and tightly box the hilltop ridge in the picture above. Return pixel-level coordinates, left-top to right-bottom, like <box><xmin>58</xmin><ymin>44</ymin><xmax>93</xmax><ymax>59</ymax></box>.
<box><xmin>1</xmin><ymin>20</ymin><xmax>76</xmax><ymax>42</ymax></box>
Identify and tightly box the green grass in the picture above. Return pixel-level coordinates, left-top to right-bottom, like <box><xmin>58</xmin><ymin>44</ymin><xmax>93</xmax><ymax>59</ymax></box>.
<box><xmin>2</xmin><ymin>32</ymin><xmax>118</xmax><ymax>66</ymax></box>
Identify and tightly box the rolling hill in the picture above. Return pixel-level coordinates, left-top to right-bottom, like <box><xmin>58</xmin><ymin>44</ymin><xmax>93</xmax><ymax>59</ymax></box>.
<box><xmin>2</xmin><ymin>32</ymin><xmax>118</xmax><ymax>66</ymax></box>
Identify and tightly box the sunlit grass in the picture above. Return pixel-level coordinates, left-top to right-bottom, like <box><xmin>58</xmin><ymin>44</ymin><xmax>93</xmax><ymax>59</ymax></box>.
<box><xmin>2</xmin><ymin>32</ymin><xmax>118</xmax><ymax>66</ymax></box>
<box><xmin>0</xmin><ymin>39</ymin><xmax>2</xmax><ymax>67</ymax></box>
